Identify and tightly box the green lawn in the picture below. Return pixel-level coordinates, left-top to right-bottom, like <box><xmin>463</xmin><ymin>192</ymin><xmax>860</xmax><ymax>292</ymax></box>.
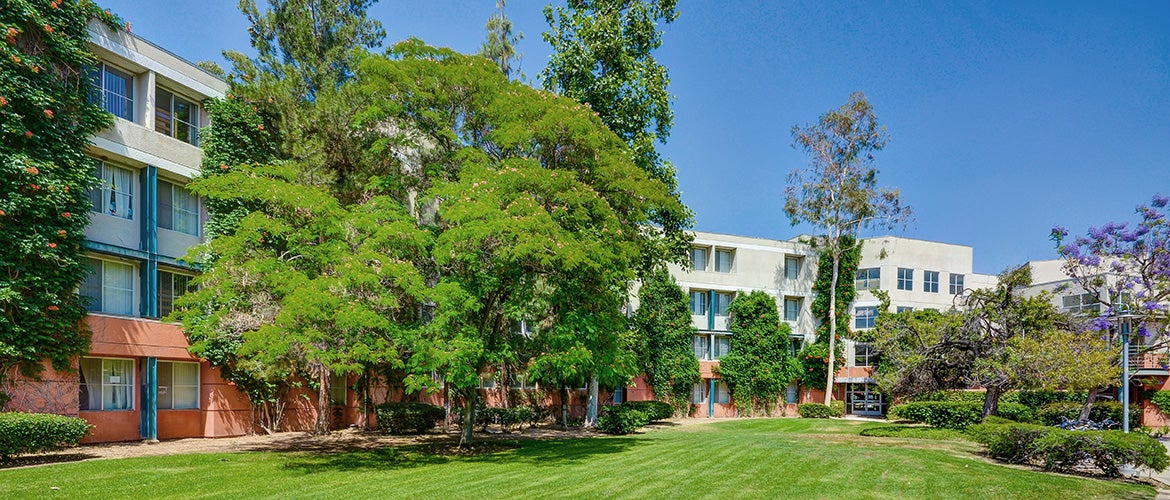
<box><xmin>0</xmin><ymin>419</ymin><xmax>1154</xmax><ymax>499</ymax></box>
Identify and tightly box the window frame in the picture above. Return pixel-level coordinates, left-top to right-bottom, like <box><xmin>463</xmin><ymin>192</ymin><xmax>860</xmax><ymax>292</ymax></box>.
<box><xmin>923</xmin><ymin>271</ymin><xmax>940</xmax><ymax>293</ymax></box>
<box><xmin>784</xmin><ymin>297</ymin><xmax>800</xmax><ymax>322</ymax></box>
<box><xmin>81</xmin><ymin>257</ymin><xmax>136</xmax><ymax>316</ymax></box>
<box><xmin>90</xmin><ymin>162</ymin><xmax>135</xmax><ymax>220</ymax></box>
<box><xmin>713</xmin><ymin>292</ymin><xmax>733</xmax><ymax>317</ymax></box>
<box><xmin>157</xmin><ymin>361</ymin><xmax>200</xmax><ymax>410</ymax></box>
<box><xmin>713</xmin><ymin>335</ymin><xmax>731</xmax><ymax>360</ymax></box>
<box><xmin>158</xmin><ymin>269</ymin><xmax>193</xmax><ymax>318</ymax></box>
<box><xmin>785</xmin><ymin>256</ymin><xmax>801</xmax><ymax>280</ymax></box>
<box><xmin>715</xmin><ymin>381</ymin><xmax>731</xmax><ymax>404</ymax></box>
<box><xmin>855</xmin><ymin>268</ymin><xmax>880</xmax><ymax>290</ymax></box>
<box><xmin>693</xmin><ymin>334</ymin><xmax>710</xmax><ymax>360</ymax></box>
<box><xmin>690</xmin><ymin>247</ymin><xmax>709</xmax><ymax>272</ymax></box>
<box><xmin>79</xmin><ymin>357</ymin><xmax>135</xmax><ymax>411</ymax></box>
<box><xmin>897</xmin><ymin>268</ymin><xmax>914</xmax><ymax>291</ymax></box>
<box><xmin>854</xmin><ymin>306</ymin><xmax>878</xmax><ymax>329</ymax></box>
<box><xmin>91</xmin><ymin>62</ymin><xmax>134</xmax><ymax>121</ymax></box>
<box><xmin>689</xmin><ymin>291</ymin><xmax>709</xmax><ymax>316</ymax></box>
<box><xmin>154</xmin><ymin>87</ymin><xmax>202</xmax><ymax>145</ymax></box>
<box><xmin>158</xmin><ymin>179</ymin><xmax>200</xmax><ymax>236</ymax></box>
<box><xmin>853</xmin><ymin>342</ymin><xmax>878</xmax><ymax>367</ymax></box>
<box><xmin>714</xmin><ymin>248</ymin><xmax>734</xmax><ymax>273</ymax></box>
<box><xmin>949</xmin><ymin>274</ymin><xmax>965</xmax><ymax>295</ymax></box>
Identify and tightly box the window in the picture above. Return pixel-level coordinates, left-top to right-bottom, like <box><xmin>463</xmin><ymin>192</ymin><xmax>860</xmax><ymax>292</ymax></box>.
<box><xmin>784</xmin><ymin>297</ymin><xmax>800</xmax><ymax>322</ymax></box>
<box><xmin>785</xmin><ymin>256</ymin><xmax>800</xmax><ymax>280</ymax></box>
<box><xmin>612</xmin><ymin>386</ymin><xmax>624</xmax><ymax>404</ymax></box>
<box><xmin>897</xmin><ymin>268</ymin><xmax>913</xmax><ymax>291</ymax></box>
<box><xmin>158</xmin><ymin>361</ymin><xmax>199</xmax><ymax>409</ymax></box>
<box><xmin>713</xmin><ymin>336</ymin><xmax>731</xmax><ymax>360</ymax></box>
<box><xmin>689</xmin><ymin>291</ymin><xmax>708</xmax><ymax>315</ymax></box>
<box><xmin>855</xmin><ymin>268</ymin><xmax>880</xmax><ymax>290</ymax></box>
<box><xmin>79</xmin><ymin>357</ymin><xmax>134</xmax><ymax>411</ymax></box>
<box><xmin>854</xmin><ymin>343</ymin><xmax>878</xmax><ymax>367</ymax></box>
<box><xmin>714</xmin><ymin>249</ymin><xmax>734</xmax><ymax>273</ymax></box>
<box><xmin>89</xmin><ymin>162</ymin><xmax>135</xmax><ymax>220</ymax></box>
<box><xmin>158</xmin><ymin>270</ymin><xmax>191</xmax><ymax>317</ymax></box>
<box><xmin>479</xmin><ymin>374</ymin><xmax>496</xmax><ymax>389</ymax></box>
<box><xmin>949</xmin><ymin>274</ymin><xmax>965</xmax><ymax>295</ymax></box>
<box><xmin>713</xmin><ymin>292</ymin><xmax>733</xmax><ymax>316</ymax></box>
<box><xmin>690</xmin><ymin>247</ymin><xmax>708</xmax><ymax>271</ymax></box>
<box><xmin>691</xmin><ymin>383</ymin><xmax>705</xmax><ymax>404</ymax></box>
<box><xmin>508</xmin><ymin>373</ymin><xmax>539</xmax><ymax>390</ymax></box>
<box><xmin>159</xmin><ymin>180</ymin><xmax>199</xmax><ymax>235</ymax></box>
<box><xmin>1062</xmin><ymin>293</ymin><xmax>1102</xmax><ymax>314</ymax></box>
<box><xmin>692</xmin><ymin>335</ymin><xmax>710</xmax><ymax>360</ymax></box>
<box><xmin>854</xmin><ymin>306</ymin><xmax>878</xmax><ymax>329</ymax></box>
<box><xmin>924</xmin><ymin>271</ymin><xmax>940</xmax><ymax>293</ymax></box>
<box><xmin>786</xmin><ymin>383</ymin><xmax>798</xmax><ymax>404</ymax></box>
<box><xmin>789</xmin><ymin>338</ymin><xmax>803</xmax><ymax>357</ymax></box>
<box><xmin>155</xmin><ymin>88</ymin><xmax>201</xmax><ymax>145</ymax></box>
<box><xmin>330</xmin><ymin>373</ymin><xmax>347</xmax><ymax>405</ymax></box>
<box><xmin>896</xmin><ymin>306</ymin><xmax>913</xmax><ymax>313</ymax></box>
<box><xmin>81</xmin><ymin>258</ymin><xmax>134</xmax><ymax>315</ymax></box>
<box><xmin>90</xmin><ymin>62</ymin><xmax>133</xmax><ymax>120</ymax></box>
<box><xmin>715</xmin><ymin>382</ymin><xmax>731</xmax><ymax>404</ymax></box>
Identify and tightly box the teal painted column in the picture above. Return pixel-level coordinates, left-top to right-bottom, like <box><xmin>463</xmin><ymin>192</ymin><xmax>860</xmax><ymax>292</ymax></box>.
<box><xmin>140</xmin><ymin>166</ymin><xmax>158</xmax><ymax>318</ymax></box>
<box><xmin>141</xmin><ymin>357</ymin><xmax>158</xmax><ymax>441</ymax></box>
<box><xmin>708</xmin><ymin>378</ymin><xmax>716</xmax><ymax>417</ymax></box>
<box><xmin>707</xmin><ymin>290</ymin><xmax>715</xmax><ymax>330</ymax></box>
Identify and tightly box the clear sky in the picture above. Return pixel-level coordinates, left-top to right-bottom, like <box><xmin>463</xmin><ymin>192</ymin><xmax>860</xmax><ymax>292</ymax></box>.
<box><xmin>99</xmin><ymin>0</ymin><xmax>1170</xmax><ymax>275</ymax></box>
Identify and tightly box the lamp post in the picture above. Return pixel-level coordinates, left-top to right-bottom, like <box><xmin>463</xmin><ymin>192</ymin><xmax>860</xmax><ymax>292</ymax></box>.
<box><xmin>1121</xmin><ymin>316</ymin><xmax>1131</xmax><ymax>433</ymax></box>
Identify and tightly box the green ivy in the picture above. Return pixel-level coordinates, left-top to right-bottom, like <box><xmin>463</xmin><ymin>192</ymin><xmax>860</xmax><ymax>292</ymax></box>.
<box><xmin>810</xmin><ymin>235</ymin><xmax>861</xmax><ymax>344</ymax></box>
<box><xmin>632</xmin><ymin>268</ymin><xmax>699</xmax><ymax>416</ymax></box>
<box><xmin>0</xmin><ymin>1</ymin><xmax>123</xmax><ymax>383</ymax></box>
<box><xmin>1151</xmin><ymin>390</ymin><xmax>1170</xmax><ymax>416</ymax></box>
<box><xmin>718</xmin><ymin>290</ymin><xmax>800</xmax><ymax>415</ymax></box>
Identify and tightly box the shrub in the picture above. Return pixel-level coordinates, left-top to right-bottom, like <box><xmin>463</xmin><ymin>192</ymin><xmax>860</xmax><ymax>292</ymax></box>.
<box><xmin>374</xmin><ymin>402</ymin><xmax>445</xmax><ymax>435</ymax></box>
<box><xmin>597</xmin><ymin>405</ymin><xmax>649</xmax><ymax>435</ymax></box>
<box><xmin>981</xmin><ymin>415</ymin><xmax>1015</xmax><ymax>425</ymax></box>
<box><xmin>797</xmin><ymin>403</ymin><xmax>835</xmax><ymax>419</ymax></box>
<box><xmin>994</xmin><ymin>403</ymin><xmax>1034</xmax><ymax>423</ymax></box>
<box><xmin>1033</xmin><ymin>429</ymin><xmax>1169</xmax><ymax>477</ymax></box>
<box><xmin>967</xmin><ymin>422</ymin><xmax>1052</xmax><ymax>464</ymax></box>
<box><xmin>1152</xmin><ymin>390</ymin><xmax>1170</xmax><ymax>416</ymax></box>
<box><xmin>1036</xmin><ymin>401</ymin><xmax>1140</xmax><ymax>427</ymax></box>
<box><xmin>829</xmin><ymin>400</ymin><xmax>845</xmax><ymax>417</ymax></box>
<box><xmin>0</xmin><ymin>412</ymin><xmax>91</xmax><ymax>460</ymax></box>
<box><xmin>621</xmin><ymin>401</ymin><xmax>673</xmax><ymax>422</ymax></box>
<box><xmin>888</xmin><ymin>402</ymin><xmax>982</xmax><ymax>429</ymax></box>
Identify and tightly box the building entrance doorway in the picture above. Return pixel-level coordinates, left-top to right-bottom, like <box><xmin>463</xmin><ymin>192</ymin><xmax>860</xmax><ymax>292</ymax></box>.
<box><xmin>846</xmin><ymin>383</ymin><xmax>884</xmax><ymax>416</ymax></box>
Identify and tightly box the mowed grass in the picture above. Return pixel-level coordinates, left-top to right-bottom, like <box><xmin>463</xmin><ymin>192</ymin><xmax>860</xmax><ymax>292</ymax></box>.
<box><xmin>0</xmin><ymin>418</ymin><xmax>1154</xmax><ymax>499</ymax></box>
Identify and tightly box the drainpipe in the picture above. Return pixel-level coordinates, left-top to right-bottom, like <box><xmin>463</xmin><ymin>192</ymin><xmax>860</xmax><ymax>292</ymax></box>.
<box><xmin>141</xmin><ymin>357</ymin><xmax>158</xmax><ymax>442</ymax></box>
<box><xmin>708</xmin><ymin>378</ymin><xmax>716</xmax><ymax>418</ymax></box>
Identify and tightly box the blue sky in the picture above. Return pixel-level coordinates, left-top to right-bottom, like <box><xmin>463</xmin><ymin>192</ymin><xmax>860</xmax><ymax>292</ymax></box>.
<box><xmin>100</xmin><ymin>0</ymin><xmax>1170</xmax><ymax>274</ymax></box>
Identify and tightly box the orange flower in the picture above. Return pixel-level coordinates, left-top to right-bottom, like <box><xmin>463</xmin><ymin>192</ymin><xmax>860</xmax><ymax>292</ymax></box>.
<box><xmin>48</xmin><ymin>242</ymin><xmax>57</xmax><ymax>249</ymax></box>
<box><xmin>256</xmin><ymin>124</ymin><xmax>265</xmax><ymax>130</ymax></box>
<box><xmin>57</xmin><ymin>230</ymin><xmax>67</xmax><ymax>237</ymax></box>
<box><xmin>25</xmin><ymin>166</ymin><xmax>38</xmax><ymax>175</ymax></box>
<box><xmin>31</xmin><ymin>65</ymin><xmax>40</xmax><ymax>73</ymax></box>
<box><xmin>11</xmin><ymin>55</ymin><xmax>20</xmax><ymax>64</ymax></box>
<box><xmin>0</xmin><ymin>96</ymin><xmax>7</xmax><ymax>106</ymax></box>
<box><xmin>47</xmin><ymin>305</ymin><xmax>59</xmax><ymax>311</ymax></box>
<box><xmin>24</xmin><ymin>130</ymin><xmax>32</xmax><ymax>138</ymax></box>
<box><xmin>0</xmin><ymin>210</ymin><xmax>6</xmax><ymax>216</ymax></box>
<box><xmin>61</xmin><ymin>212</ymin><xmax>71</xmax><ymax>218</ymax></box>
<box><xmin>43</xmin><ymin>24</ymin><xmax>53</xmax><ymax>34</ymax></box>
<box><xmin>43</xmin><ymin>109</ymin><xmax>54</xmax><ymax>119</ymax></box>
<box><xmin>29</xmin><ymin>184</ymin><xmax>40</xmax><ymax>190</ymax></box>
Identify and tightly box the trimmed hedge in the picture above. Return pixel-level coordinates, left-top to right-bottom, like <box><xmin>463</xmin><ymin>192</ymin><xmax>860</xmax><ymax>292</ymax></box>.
<box><xmin>0</xmin><ymin>412</ymin><xmax>91</xmax><ymax>460</ymax></box>
<box><xmin>889</xmin><ymin>401</ymin><xmax>1032</xmax><ymax>429</ymax></box>
<box><xmin>830</xmin><ymin>400</ymin><xmax>845</xmax><ymax>417</ymax></box>
<box><xmin>911</xmin><ymin>390</ymin><xmax>1086</xmax><ymax>407</ymax></box>
<box><xmin>478</xmin><ymin>406</ymin><xmax>538</xmax><ymax>431</ymax></box>
<box><xmin>374</xmin><ymin>402</ymin><xmax>445</xmax><ymax>435</ymax></box>
<box><xmin>598</xmin><ymin>405</ymin><xmax>649</xmax><ymax>435</ymax></box>
<box><xmin>621</xmin><ymin>401</ymin><xmax>673</xmax><ymax>422</ymax></box>
<box><xmin>1035</xmin><ymin>401</ymin><xmax>1140</xmax><ymax>428</ymax></box>
<box><xmin>969</xmin><ymin>422</ymin><xmax>1168</xmax><ymax>477</ymax></box>
<box><xmin>797</xmin><ymin>403</ymin><xmax>842</xmax><ymax>418</ymax></box>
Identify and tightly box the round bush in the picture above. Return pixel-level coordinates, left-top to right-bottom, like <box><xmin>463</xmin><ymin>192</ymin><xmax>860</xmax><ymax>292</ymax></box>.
<box><xmin>620</xmin><ymin>401</ymin><xmax>673</xmax><ymax>421</ymax></box>
<box><xmin>374</xmin><ymin>402</ymin><xmax>445</xmax><ymax>435</ymax></box>
<box><xmin>797</xmin><ymin>403</ymin><xmax>834</xmax><ymax>418</ymax></box>
<box><xmin>0</xmin><ymin>412</ymin><xmax>91</xmax><ymax>460</ymax></box>
<box><xmin>598</xmin><ymin>405</ymin><xmax>650</xmax><ymax>435</ymax></box>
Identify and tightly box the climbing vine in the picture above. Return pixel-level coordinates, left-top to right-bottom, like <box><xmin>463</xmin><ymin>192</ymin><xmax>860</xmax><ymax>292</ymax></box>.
<box><xmin>797</xmin><ymin>236</ymin><xmax>861</xmax><ymax>384</ymax></box>
<box><xmin>0</xmin><ymin>1</ymin><xmax>122</xmax><ymax>386</ymax></box>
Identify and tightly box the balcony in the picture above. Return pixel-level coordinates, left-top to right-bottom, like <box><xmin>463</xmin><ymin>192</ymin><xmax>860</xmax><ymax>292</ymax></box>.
<box><xmin>1130</xmin><ymin>347</ymin><xmax>1170</xmax><ymax>377</ymax></box>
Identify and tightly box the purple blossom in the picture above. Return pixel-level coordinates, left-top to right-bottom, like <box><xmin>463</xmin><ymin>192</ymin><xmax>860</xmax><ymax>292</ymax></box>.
<box><xmin>1051</xmin><ymin>226</ymin><xmax>1069</xmax><ymax>240</ymax></box>
<box><xmin>1152</xmin><ymin>194</ymin><xmax>1169</xmax><ymax>208</ymax></box>
<box><xmin>1092</xmin><ymin>316</ymin><xmax>1112</xmax><ymax>331</ymax></box>
<box><xmin>1139</xmin><ymin>324</ymin><xmax>1151</xmax><ymax>337</ymax></box>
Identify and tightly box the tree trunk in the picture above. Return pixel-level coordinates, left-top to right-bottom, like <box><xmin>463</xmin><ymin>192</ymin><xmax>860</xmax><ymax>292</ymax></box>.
<box><xmin>442</xmin><ymin>381</ymin><xmax>450</xmax><ymax>434</ymax></box>
<box><xmin>584</xmin><ymin>374</ymin><xmax>599</xmax><ymax>428</ymax></box>
<box><xmin>315</xmin><ymin>368</ymin><xmax>331</xmax><ymax>435</ymax></box>
<box><xmin>1079</xmin><ymin>386</ymin><xmax>1106</xmax><ymax>421</ymax></box>
<box><xmin>459</xmin><ymin>389</ymin><xmax>476</xmax><ymax>447</ymax></box>
<box><xmin>823</xmin><ymin>254</ymin><xmax>839</xmax><ymax>405</ymax></box>
<box><xmin>982</xmin><ymin>385</ymin><xmax>1002</xmax><ymax>418</ymax></box>
<box><xmin>560</xmin><ymin>385</ymin><xmax>570</xmax><ymax>430</ymax></box>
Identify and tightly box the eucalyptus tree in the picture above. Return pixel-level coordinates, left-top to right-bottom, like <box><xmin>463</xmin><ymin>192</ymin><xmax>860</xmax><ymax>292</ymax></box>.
<box><xmin>785</xmin><ymin>92</ymin><xmax>910</xmax><ymax>405</ymax></box>
<box><xmin>479</xmin><ymin>0</ymin><xmax>523</xmax><ymax>79</ymax></box>
<box><xmin>353</xmin><ymin>41</ymin><xmax>683</xmax><ymax>446</ymax></box>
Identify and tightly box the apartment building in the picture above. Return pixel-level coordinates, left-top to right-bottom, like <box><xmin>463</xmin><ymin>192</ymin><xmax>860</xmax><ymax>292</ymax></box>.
<box><xmin>3</xmin><ymin>21</ymin><xmax>360</xmax><ymax>442</ymax></box>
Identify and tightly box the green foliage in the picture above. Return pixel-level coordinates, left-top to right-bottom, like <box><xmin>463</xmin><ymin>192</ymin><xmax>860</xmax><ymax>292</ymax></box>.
<box><xmin>1151</xmin><ymin>390</ymin><xmax>1170</xmax><ymax>416</ymax></box>
<box><xmin>620</xmin><ymin>400</ymin><xmax>673</xmax><ymax>422</ymax></box>
<box><xmin>475</xmin><ymin>406</ymin><xmax>538</xmax><ymax>432</ymax></box>
<box><xmin>597</xmin><ymin>404</ymin><xmax>649</xmax><ymax>435</ymax></box>
<box><xmin>889</xmin><ymin>401</ymin><xmax>1032</xmax><ymax>428</ymax></box>
<box><xmin>718</xmin><ymin>291</ymin><xmax>800</xmax><ymax>415</ymax></box>
<box><xmin>0</xmin><ymin>0</ymin><xmax>121</xmax><ymax>380</ymax></box>
<box><xmin>872</xmin><ymin>308</ymin><xmax>967</xmax><ymax>397</ymax></box>
<box><xmin>196</xmin><ymin>96</ymin><xmax>281</xmax><ymax>237</ymax></box>
<box><xmin>478</xmin><ymin>0</ymin><xmax>523</xmax><ymax>79</ymax></box>
<box><xmin>1035</xmin><ymin>401</ymin><xmax>1139</xmax><ymax>427</ymax></box>
<box><xmin>632</xmin><ymin>268</ymin><xmax>699</xmax><ymax>416</ymax></box>
<box><xmin>0</xmin><ymin>412</ymin><xmax>91</xmax><ymax>460</ymax></box>
<box><xmin>811</xmin><ymin>236</ymin><xmax>860</xmax><ymax>344</ymax></box>
<box><xmin>797</xmin><ymin>403</ymin><xmax>841</xmax><ymax>418</ymax></box>
<box><xmin>541</xmin><ymin>0</ymin><xmax>692</xmax><ymax>269</ymax></box>
<box><xmin>796</xmin><ymin>342</ymin><xmax>840</xmax><ymax>388</ymax></box>
<box><xmin>972</xmin><ymin>422</ymin><xmax>1169</xmax><ymax>477</ymax></box>
<box><xmin>910</xmin><ymin>390</ymin><xmax>1087</xmax><ymax>407</ymax></box>
<box><xmin>374</xmin><ymin>402</ymin><xmax>444</xmax><ymax>435</ymax></box>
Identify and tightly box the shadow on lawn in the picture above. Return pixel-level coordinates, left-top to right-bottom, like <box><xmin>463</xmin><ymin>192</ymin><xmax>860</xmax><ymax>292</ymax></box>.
<box><xmin>0</xmin><ymin>453</ymin><xmax>101</xmax><ymax>469</ymax></box>
<box><xmin>280</xmin><ymin>436</ymin><xmax>642</xmax><ymax>474</ymax></box>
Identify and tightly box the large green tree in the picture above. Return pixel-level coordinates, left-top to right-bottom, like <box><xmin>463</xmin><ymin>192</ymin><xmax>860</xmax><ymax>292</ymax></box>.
<box><xmin>0</xmin><ymin>2</ymin><xmax>120</xmax><ymax>389</ymax></box>
<box><xmin>785</xmin><ymin>92</ymin><xmax>909</xmax><ymax>405</ymax></box>
<box><xmin>632</xmin><ymin>268</ymin><xmax>699</xmax><ymax>415</ymax></box>
<box><xmin>718</xmin><ymin>291</ymin><xmax>800</xmax><ymax>416</ymax></box>
<box><xmin>354</xmin><ymin>40</ymin><xmax>683</xmax><ymax>445</ymax></box>
<box><xmin>541</xmin><ymin>0</ymin><xmax>692</xmax><ymax>425</ymax></box>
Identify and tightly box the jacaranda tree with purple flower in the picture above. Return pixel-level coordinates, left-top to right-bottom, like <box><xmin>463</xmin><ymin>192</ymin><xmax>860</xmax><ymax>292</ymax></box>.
<box><xmin>1051</xmin><ymin>193</ymin><xmax>1170</xmax><ymax>419</ymax></box>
